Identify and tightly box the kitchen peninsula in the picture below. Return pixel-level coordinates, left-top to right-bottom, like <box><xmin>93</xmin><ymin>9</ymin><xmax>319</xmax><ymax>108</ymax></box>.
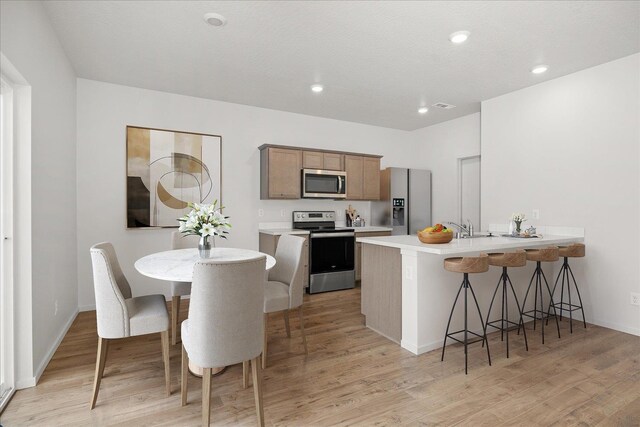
<box><xmin>358</xmin><ymin>231</ymin><xmax>584</xmax><ymax>355</ymax></box>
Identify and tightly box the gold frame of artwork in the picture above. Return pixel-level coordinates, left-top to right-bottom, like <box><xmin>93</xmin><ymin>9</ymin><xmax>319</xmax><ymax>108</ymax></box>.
<box><xmin>126</xmin><ymin>126</ymin><xmax>222</xmax><ymax>229</ymax></box>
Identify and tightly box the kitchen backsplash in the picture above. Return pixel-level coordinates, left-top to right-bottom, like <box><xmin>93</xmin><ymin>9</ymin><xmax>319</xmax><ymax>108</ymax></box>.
<box><xmin>257</xmin><ymin>200</ymin><xmax>372</xmax><ymax>228</ymax></box>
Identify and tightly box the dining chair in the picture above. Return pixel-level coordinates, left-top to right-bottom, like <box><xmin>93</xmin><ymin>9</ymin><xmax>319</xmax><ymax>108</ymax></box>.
<box><xmin>89</xmin><ymin>242</ymin><xmax>170</xmax><ymax>409</ymax></box>
<box><xmin>262</xmin><ymin>234</ymin><xmax>307</xmax><ymax>369</ymax></box>
<box><xmin>170</xmin><ymin>231</ymin><xmax>200</xmax><ymax>345</ymax></box>
<box><xmin>181</xmin><ymin>256</ymin><xmax>266</xmax><ymax>426</ymax></box>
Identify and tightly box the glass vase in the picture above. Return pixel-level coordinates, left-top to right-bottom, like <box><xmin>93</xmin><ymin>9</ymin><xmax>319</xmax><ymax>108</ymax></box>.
<box><xmin>198</xmin><ymin>235</ymin><xmax>215</xmax><ymax>258</ymax></box>
<box><xmin>514</xmin><ymin>221</ymin><xmax>522</xmax><ymax>234</ymax></box>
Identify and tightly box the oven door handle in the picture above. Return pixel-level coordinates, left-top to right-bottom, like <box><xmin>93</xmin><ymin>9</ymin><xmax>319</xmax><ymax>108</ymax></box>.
<box><xmin>310</xmin><ymin>232</ymin><xmax>355</xmax><ymax>239</ymax></box>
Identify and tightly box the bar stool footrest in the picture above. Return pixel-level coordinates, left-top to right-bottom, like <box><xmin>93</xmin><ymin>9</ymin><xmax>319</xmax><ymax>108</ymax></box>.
<box><xmin>486</xmin><ymin>319</ymin><xmax>521</xmax><ymax>332</ymax></box>
<box><xmin>551</xmin><ymin>302</ymin><xmax>583</xmax><ymax>312</ymax></box>
<box><xmin>445</xmin><ymin>330</ymin><xmax>486</xmax><ymax>346</ymax></box>
<box><xmin>521</xmin><ymin>310</ymin><xmax>556</xmax><ymax>321</ymax></box>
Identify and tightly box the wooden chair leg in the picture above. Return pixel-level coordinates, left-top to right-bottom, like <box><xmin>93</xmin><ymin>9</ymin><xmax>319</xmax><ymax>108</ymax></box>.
<box><xmin>262</xmin><ymin>313</ymin><xmax>268</xmax><ymax>369</ymax></box>
<box><xmin>89</xmin><ymin>337</ymin><xmax>109</xmax><ymax>409</ymax></box>
<box><xmin>202</xmin><ymin>367</ymin><xmax>212</xmax><ymax>427</ymax></box>
<box><xmin>283</xmin><ymin>309</ymin><xmax>291</xmax><ymax>338</ymax></box>
<box><xmin>161</xmin><ymin>330</ymin><xmax>171</xmax><ymax>396</ymax></box>
<box><xmin>242</xmin><ymin>360</ymin><xmax>250</xmax><ymax>389</ymax></box>
<box><xmin>171</xmin><ymin>296</ymin><xmax>181</xmax><ymax>345</ymax></box>
<box><xmin>252</xmin><ymin>355</ymin><xmax>265</xmax><ymax>427</ymax></box>
<box><xmin>298</xmin><ymin>306</ymin><xmax>308</xmax><ymax>355</ymax></box>
<box><xmin>181</xmin><ymin>344</ymin><xmax>188</xmax><ymax>406</ymax></box>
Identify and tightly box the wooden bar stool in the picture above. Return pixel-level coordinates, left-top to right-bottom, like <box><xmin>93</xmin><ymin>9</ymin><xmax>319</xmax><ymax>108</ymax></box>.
<box><xmin>548</xmin><ymin>243</ymin><xmax>587</xmax><ymax>333</ymax></box>
<box><xmin>442</xmin><ymin>253</ymin><xmax>491</xmax><ymax>374</ymax></box>
<box><xmin>520</xmin><ymin>246</ymin><xmax>561</xmax><ymax>344</ymax></box>
<box><xmin>484</xmin><ymin>250</ymin><xmax>529</xmax><ymax>358</ymax></box>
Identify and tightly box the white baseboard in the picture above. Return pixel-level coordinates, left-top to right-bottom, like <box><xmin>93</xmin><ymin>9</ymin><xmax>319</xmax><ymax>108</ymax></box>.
<box><xmin>15</xmin><ymin>376</ymin><xmax>36</xmax><ymax>389</ymax></box>
<box><xmin>590</xmin><ymin>317</ymin><xmax>640</xmax><ymax>336</ymax></box>
<box><xmin>79</xmin><ymin>303</ymin><xmax>95</xmax><ymax>312</ymax></box>
<box><xmin>17</xmin><ymin>309</ymin><xmax>79</xmax><ymax>389</ymax></box>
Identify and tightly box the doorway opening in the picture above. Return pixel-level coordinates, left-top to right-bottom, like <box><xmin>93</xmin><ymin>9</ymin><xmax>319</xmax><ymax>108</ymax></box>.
<box><xmin>457</xmin><ymin>155</ymin><xmax>481</xmax><ymax>231</ymax></box>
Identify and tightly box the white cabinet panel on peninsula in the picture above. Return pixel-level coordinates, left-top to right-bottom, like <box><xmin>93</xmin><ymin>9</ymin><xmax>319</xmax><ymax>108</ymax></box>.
<box><xmin>358</xmin><ymin>232</ymin><xmax>584</xmax><ymax>355</ymax></box>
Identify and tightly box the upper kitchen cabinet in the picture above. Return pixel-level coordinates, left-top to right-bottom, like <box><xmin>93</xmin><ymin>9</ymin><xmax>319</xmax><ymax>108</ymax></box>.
<box><xmin>303</xmin><ymin>151</ymin><xmax>344</xmax><ymax>171</ymax></box>
<box><xmin>345</xmin><ymin>155</ymin><xmax>381</xmax><ymax>200</ymax></box>
<box><xmin>260</xmin><ymin>147</ymin><xmax>302</xmax><ymax>199</ymax></box>
<box><xmin>259</xmin><ymin>144</ymin><xmax>381</xmax><ymax>200</ymax></box>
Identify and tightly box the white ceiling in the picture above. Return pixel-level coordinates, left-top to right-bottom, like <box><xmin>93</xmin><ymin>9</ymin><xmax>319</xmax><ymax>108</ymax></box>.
<box><xmin>42</xmin><ymin>1</ymin><xmax>640</xmax><ymax>131</ymax></box>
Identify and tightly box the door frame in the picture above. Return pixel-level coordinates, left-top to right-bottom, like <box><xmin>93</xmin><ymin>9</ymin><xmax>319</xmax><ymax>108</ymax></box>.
<box><xmin>457</xmin><ymin>155</ymin><xmax>481</xmax><ymax>228</ymax></box>
<box><xmin>0</xmin><ymin>74</ymin><xmax>15</xmax><ymax>411</ymax></box>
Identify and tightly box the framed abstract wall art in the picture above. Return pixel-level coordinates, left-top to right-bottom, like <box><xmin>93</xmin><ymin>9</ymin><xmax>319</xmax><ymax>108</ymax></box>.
<box><xmin>126</xmin><ymin>126</ymin><xmax>222</xmax><ymax>228</ymax></box>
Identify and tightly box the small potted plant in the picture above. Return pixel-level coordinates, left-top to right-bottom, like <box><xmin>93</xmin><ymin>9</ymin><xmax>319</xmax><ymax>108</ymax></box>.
<box><xmin>511</xmin><ymin>213</ymin><xmax>526</xmax><ymax>235</ymax></box>
<box><xmin>177</xmin><ymin>201</ymin><xmax>231</xmax><ymax>258</ymax></box>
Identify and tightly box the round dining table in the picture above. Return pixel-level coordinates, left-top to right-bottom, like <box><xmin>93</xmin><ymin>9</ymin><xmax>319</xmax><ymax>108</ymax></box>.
<box><xmin>134</xmin><ymin>247</ymin><xmax>276</xmax><ymax>283</ymax></box>
<box><xmin>134</xmin><ymin>247</ymin><xmax>276</xmax><ymax>376</ymax></box>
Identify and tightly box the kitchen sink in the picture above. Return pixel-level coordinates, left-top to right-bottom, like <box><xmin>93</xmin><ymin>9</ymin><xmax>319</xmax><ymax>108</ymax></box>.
<box><xmin>459</xmin><ymin>233</ymin><xmax>497</xmax><ymax>239</ymax></box>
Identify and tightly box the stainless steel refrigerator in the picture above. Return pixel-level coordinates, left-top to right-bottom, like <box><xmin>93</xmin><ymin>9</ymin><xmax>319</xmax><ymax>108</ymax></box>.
<box><xmin>371</xmin><ymin>168</ymin><xmax>432</xmax><ymax>235</ymax></box>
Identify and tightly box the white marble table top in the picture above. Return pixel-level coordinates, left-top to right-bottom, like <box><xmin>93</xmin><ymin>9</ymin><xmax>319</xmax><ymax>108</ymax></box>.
<box><xmin>135</xmin><ymin>248</ymin><xmax>276</xmax><ymax>282</ymax></box>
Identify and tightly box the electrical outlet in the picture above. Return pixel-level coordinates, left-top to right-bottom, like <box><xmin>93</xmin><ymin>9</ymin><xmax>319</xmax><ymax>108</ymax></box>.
<box><xmin>258</xmin><ymin>209</ymin><xmax>264</xmax><ymax>217</ymax></box>
<box><xmin>532</xmin><ymin>209</ymin><xmax>540</xmax><ymax>220</ymax></box>
<box><xmin>631</xmin><ymin>292</ymin><xmax>640</xmax><ymax>306</ymax></box>
<box><xmin>54</xmin><ymin>300</ymin><xmax>59</xmax><ymax>316</ymax></box>
<box><xmin>280</xmin><ymin>209</ymin><xmax>286</xmax><ymax>217</ymax></box>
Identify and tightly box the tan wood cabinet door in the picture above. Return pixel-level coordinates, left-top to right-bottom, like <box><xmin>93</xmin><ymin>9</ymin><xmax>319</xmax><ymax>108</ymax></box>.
<box><xmin>268</xmin><ymin>148</ymin><xmax>301</xmax><ymax>199</ymax></box>
<box><xmin>302</xmin><ymin>151</ymin><xmax>324</xmax><ymax>169</ymax></box>
<box><xmin>323</xmin><ymin>153</ymin><xmax>344</xmax><ymax>171</ymax></box>
<box><xmin>345</xmin><ymin>155</ymin><xmax>364</xmax><ymax>200</ymax></box>
<box><xmin>362</xmin><ymin>157</ymin><xmax>381</xmax><ymax>200</ymax></box>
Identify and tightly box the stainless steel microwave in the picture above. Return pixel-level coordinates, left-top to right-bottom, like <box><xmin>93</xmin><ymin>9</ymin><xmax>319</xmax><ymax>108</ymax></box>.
<box><xmin>302</xmin><ymin>169</ymin><xmax>347</xmax><ymax>199</ymax></box>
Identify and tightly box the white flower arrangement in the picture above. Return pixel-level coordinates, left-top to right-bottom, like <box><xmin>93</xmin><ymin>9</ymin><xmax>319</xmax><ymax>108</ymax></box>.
<box><xmin>177</xmin><ymin>201</ymin><xmax>231</xmax><ymax>238</ymax></box>
<box><xmin>511</xmin><ymin>213</ymin><xmax>527</xmax><ymax>223</ymax></box>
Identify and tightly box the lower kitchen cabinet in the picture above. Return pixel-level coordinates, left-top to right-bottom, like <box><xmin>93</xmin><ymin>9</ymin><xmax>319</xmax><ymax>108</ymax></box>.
<box><xmin>355</xmin><ymin>230</ymin><xmax>392</xmax><ymax>281</ymax></box>
<box><xmin>259</xmin><ymin>233</ymin><xmax>310</xmax><ymax>288</ymax></box>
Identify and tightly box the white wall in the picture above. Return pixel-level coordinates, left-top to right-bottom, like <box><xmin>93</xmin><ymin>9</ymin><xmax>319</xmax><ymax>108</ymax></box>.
<box><xmin>481</xmin><ymin>54</ymin><xmax>640</xmax><ymax>335</ymax></box>
<box><xmin>0</xmin><ymin>0</ymin><xmax>78</xmax><ymax>386</ymax></box>
<box><xmin>413</xmin><ymin>113</ymin><xmax>481</xmax><ymax>226</ymax></box>
<box><xmin>76</xmin><ymin>78</ymin><xmax>419</xmax><ymax>309</ymax></box>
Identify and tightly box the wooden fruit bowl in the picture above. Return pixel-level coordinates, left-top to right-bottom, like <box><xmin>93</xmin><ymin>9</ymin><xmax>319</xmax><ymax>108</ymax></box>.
<box><xmin>418</xmin><ymin>231</ymin><xmax>454</xmax><ymax>244</ymax></box>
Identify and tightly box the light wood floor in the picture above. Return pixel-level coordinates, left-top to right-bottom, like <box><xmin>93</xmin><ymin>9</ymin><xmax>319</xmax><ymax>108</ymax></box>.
<box><xmin>2</xmin><ymin>288</ymin><xmax>639</xmax><ymax>426</ymax></box>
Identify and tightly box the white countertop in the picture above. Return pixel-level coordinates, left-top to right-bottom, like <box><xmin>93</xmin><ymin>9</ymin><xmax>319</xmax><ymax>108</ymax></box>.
<box><xmin>356</xmin><ymin>234</ymin><xmax>584</xmax><ymax>255</ymax></box>
<box><xmin>259</xmin><ymin>226</ymin><xmax>392</xmax><ymax>236</ymax></box>
<box><xmin>258</xmin><ymin>228</ymin><xmax>310</xmax><ymax>236</ymax></box>
<box><xmin>353</xmin><ymin>226</ymin><xmax>393</xmax><ymax>233</ymax></box>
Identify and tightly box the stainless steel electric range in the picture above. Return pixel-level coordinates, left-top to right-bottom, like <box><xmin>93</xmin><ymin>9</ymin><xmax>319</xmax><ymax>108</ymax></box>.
<box><xmin>292</xmin><ymin>211</ymin><xmax>355</xmax><ymax>294</ymax></box>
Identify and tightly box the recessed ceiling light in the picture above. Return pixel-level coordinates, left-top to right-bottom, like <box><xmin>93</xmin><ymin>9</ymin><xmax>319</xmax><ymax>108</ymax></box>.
<box><xmin>418</xmin><ymin>107</ymin><xmax>429</xmax><ymax>114</ymax></box>
<box><xmin>531</xmin><ymin>65</ymin><xmax>549</xmax><ymax>74</ymax></box>
<box><xmin>310</xmin><ymin>84</ymin><xmax>324</xmax><ymax>93</ymax></box>
<box><xmin>203</xmin><ymin>13</ymin><xmax>227</xmax><ymax>27</ymax></box>
<box><xmin>449</xmin><ymin>31</ymin><xmax>470</xmax><ymax>44</ymax></box>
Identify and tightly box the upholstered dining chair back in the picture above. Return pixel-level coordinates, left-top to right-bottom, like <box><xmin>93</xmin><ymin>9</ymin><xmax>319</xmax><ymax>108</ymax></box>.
<box><xmin>170</xmin><ymin>231</ymin><xmax>199</xmax><ymax>294</ymax></box>
<box><xmin>184</xmin><ymin>256</ymin><xmax>266</xmax><ymax>368</ymax></box>
<box><xmin>90</xmin><ymin>242</ymin><xmax>133</xmax><ymax>339</ymax></box>
<box><xmin>268</xmin><ymin>235</ymin><xmax>305</xmax><ymax>309</ymax></box>
<box><xmin>171</xmin><ymin>231</ymin><xmax>200</xmax><ymax>250</ymax></box>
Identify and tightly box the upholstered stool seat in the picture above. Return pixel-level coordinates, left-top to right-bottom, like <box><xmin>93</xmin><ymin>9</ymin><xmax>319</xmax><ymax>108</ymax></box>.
<box><xmin>441</xmin><ymin>253</ymin><xmax>491</xmax><ymax>375</ymax></box>
<box><xmin>549</xmin><ymin>243</ymin><xmax>586</xmax><ymax>333</ymax></box>
<box><xmin>444</xmin><ymin>255</ymin><xmax>489</xmax><ymax>274</ymax></box>
<box><xmin>520</xmin><ymin>246</ymin><xmax>561</xmax><ymax>344</ymax></box>
<box><xmin>488</xmin><ymin>251</ymin><xmax>527</xmax><ymax>268</ymax></box>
